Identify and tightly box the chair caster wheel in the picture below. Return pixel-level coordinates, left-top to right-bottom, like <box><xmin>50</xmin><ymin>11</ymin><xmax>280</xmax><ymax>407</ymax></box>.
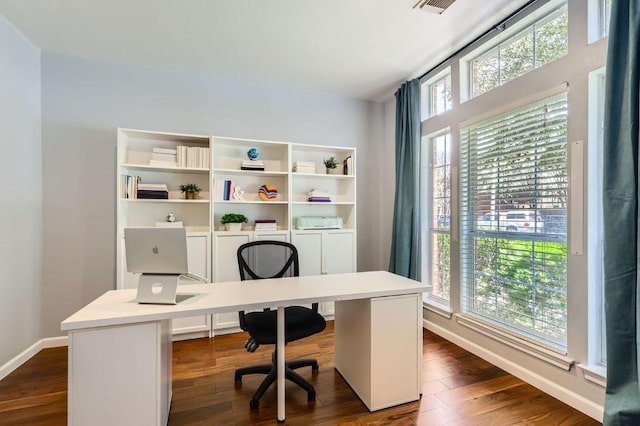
<box><xmin>312</xmin><ymin>364</ymin><xmax>319</xmax><ymax>372</ymax></box>
<box><xmin>250</xmin><ymin>399</ymin><xmax>259</xmax><ymax>409</ymax></box>
<box><xmin>234</xmin><ymin>374</ymin><xmax>242</xmax><ymax>382</ymax></box>
<box><xmin>308</xmin><ymin>390</ymin><xmax>316</xmax><ymax>401</ymax></box>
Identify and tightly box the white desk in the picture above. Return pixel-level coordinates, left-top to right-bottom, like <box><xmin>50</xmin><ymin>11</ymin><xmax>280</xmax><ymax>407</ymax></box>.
<box><xmin>61</xmin><ymin>271</ymin><xmax>428</xmax><ymax>425</ymax></box>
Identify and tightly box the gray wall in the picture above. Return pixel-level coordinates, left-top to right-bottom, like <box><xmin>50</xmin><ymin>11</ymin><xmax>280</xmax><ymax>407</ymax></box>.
<box><xmin>0</xmin><ymin>16</ymin><xmax>42</xmax><ymax>366</ymax></box>
<box><xmin>41</xmin><ymin>53</ymin><xmax>386</xmax><ymax>337</ymax></box>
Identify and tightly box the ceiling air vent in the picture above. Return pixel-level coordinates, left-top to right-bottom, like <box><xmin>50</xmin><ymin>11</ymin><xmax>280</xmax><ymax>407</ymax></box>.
<box><xmin>413</xmin><ymin>0</ymin><xmax>456</xmax><ymax>14</ymax></box>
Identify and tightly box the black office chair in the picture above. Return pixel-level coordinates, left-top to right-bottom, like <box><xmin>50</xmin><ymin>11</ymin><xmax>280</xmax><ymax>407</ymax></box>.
<box><xmin>234</xmin><ymin>240</ymin><xmax>326</xmax><ymax>409</ymax></box>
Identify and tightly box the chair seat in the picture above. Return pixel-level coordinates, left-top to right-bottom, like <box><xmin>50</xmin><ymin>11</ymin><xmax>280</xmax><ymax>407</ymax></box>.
<box><xmin>244</xmin><ymin>306</ymin><xmax>326</xmax><ymax>344</ymax></box>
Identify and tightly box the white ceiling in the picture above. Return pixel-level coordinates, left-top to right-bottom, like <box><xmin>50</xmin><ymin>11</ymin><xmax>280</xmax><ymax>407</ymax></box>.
<box><xmin>0</xmin><ymin>0</ymin><xmax>529</xmax><ymax>101</ymax></box>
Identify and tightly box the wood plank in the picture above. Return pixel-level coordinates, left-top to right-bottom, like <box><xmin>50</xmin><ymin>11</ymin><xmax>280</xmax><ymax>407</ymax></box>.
<box><xmin>0</xmin><ymin>325</ymin><xmax>600</xmax><ymax>425</ymax></box>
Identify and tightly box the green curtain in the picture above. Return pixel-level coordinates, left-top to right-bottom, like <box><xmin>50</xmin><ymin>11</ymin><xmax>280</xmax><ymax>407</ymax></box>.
<box><xmin>603</xmin><ymin>1</ymin><xmax>640</xmax><ymax>424</ymax></box>
<box><xmin>389</xmin><ymin>79</ymin><xmax>420</xmax><ymax>280</ymax></box>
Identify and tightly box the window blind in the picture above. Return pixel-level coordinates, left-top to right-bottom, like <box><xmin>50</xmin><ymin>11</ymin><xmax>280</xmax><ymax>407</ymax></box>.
<box><xmin>460</xmin><ymin>92</ymin><xmax>568</xmax><ymax>347</ymax></box>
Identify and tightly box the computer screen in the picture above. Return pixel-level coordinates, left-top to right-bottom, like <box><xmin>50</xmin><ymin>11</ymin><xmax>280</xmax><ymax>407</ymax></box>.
<box><xmin>124</xmin><ymin>227</ymin><xmax>189</xmax><ymax>274</ymax></box>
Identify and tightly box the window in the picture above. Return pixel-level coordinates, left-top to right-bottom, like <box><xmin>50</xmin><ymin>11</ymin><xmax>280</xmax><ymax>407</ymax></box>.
<box><xmin>421</xmin><ymin>70</ymin><xmax>452</xmax><ymax>120</ymax></box>
<box><xmin>460</xmin><ymin>93</ymin><xmax>569</xmax><ymax>347</ymax></box>
<box><xmin>468</xmin><ymin>4</ymin><xmax>568</xmax><ymax>99</ymax></box>
<box><xmin>422</xmin><ymin>131</ymin><xmax>451</xmax><ymax>305</ymax></box>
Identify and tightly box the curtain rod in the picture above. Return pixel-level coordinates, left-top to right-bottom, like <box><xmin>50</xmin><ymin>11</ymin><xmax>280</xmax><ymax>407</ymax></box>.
<box><xmin>418</xmin><ymin>0</ymin><xmax>541</xmax><ymax>81</ymax></box>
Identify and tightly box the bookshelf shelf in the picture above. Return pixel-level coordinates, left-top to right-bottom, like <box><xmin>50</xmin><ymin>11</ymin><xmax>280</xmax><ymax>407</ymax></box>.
<box><xmin>120</xmin><ymin>163</ymin><xmax>209</xmax><ymax>174</ymax></box>
<box><xmin>292</xmin><ymin>172</ymin><xmax>354</xmax><ymax>179</ymax></box>
<box><xmin>213</xmin><ymin>168</ymin><xmax>288</xmax><ymax>177</ymax></box>
<box><xmin>291</xmin><ymin>201</ymin><xmax>356</xmax><ymax>205</ymax></box>
<box><xmin>121</xmin><ymin>198</ymin><xmax>210</xmax><ymax>204</ymax></box>
<box><xmin>213</xmin><ymin>200</ymin><xmax>288</xmax><ymax>205</ymax></box>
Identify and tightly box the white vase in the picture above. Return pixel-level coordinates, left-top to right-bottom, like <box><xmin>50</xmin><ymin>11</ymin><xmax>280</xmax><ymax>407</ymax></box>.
<box><xmin>225</xmin><ymin>222</ymin><xmax>243</xmax><ymax>232</ymax></box>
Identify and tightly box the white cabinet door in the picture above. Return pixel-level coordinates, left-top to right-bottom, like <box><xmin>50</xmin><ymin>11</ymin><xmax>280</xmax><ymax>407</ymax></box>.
<box><xmin>324</xmin><ymin>230</ymin><xmax>356</xmax><ymax>274</ymax></box>
<box><xmin>211</xmin><ymin>233</ymin><xmax>251</xmax><ymax>332</ymax></box>
<box><xmin>291</xmin><ymin>230</ymin><xmax>356</xmax><ymax>317</ymax></box>
<box><xmin>173</xmin><ymin>234</ymin><xmax>211</xmax><ymax>337</ymax></box>
<box><xmin>291</xmin><ymin>231</ymin><xmax>323</xmax><ymax>276</ymax></box>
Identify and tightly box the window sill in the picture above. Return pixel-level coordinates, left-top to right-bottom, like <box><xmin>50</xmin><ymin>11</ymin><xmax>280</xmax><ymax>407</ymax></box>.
<box><xmin>455</xmin><ymin>313</ymin><xmax>574</xmax><ymax>370</ymax></box>
<box><xmin>424</xmin><ymin>300</ymin><xmax>453</xmax><ymax>319</ymax></box>
<box><xmin>577</xmin><ymin>364</ymin><xmax>607</xmax><ymax>387</ymax></box>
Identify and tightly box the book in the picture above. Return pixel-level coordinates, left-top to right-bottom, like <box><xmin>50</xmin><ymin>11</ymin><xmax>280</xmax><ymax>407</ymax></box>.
<box><xmin>121</xmin><ymin>174</ymin><xmax>140</xmax><ymax>199</ymax></box>
<box><xmin>138</xmin><ymin>183</ymin><xmax>168</xmax><ymax>191</ymax></box>
<box><xmin>137</xmin><ymin>190</ymin><xmax>168</xmax><ymax>199</ymax></box>
<box><xmin>293</xmin><ymin>166</ymin><xmax>315</xmax><ymax>173</ymax></box>
<box><xmin>137</xmin><ymin>193</ymin><xmax>169</xmax><ymax>200</ymax></box>
<box><xmin>343</xmin><ymin>155</ymin><xmax>353</xmax><ymax>175</ymax></box>
<box><xmin>255</xmin><ymin>219</ymin><xmax>277</xmax><ymax>223</ymax></box>
<box><xmin>153</xmin><ymin>147</ymin><xmax>177</xmax><ymax>155</ymax></box>
<box><xmin>255</xmin><ymin>223</ymin><xmax>278</xmax><ymax>231</ymax></box>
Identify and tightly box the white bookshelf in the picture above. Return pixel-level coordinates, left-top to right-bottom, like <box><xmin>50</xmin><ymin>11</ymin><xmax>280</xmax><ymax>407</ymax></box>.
<box><xmin>116</xmin><ymin>128</ymin><xmax>213</xmax><ymax>338</ymax></box>
<box><xmin>117</xmin><ymin>128</ymin><xmax>357</xmax><ymax>334</ymax></box>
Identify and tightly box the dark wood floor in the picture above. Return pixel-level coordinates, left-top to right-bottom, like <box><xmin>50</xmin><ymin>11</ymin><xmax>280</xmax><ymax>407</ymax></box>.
<box><xmin>0</xmin><ymin>322</ymin><xmax>600</xmax><ymax>425</ymax></box>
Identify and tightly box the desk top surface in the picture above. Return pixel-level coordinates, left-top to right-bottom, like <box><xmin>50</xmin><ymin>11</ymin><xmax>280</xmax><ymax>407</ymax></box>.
<box><xmin>61</xmin><ymin>271</ymin><xmax>428</xmax><ymax>331</ymax></box>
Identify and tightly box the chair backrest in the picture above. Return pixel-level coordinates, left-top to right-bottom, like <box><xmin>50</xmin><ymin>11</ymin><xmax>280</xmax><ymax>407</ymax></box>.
<box><xmin>237</xmin><ymin>240</ymin><xmax>299</xmax><ymax>280</ymax></box>
<box><xmin>236</xmin><ymin>241</ymin><xmax>317</xmax><ymax>330</ymax></box>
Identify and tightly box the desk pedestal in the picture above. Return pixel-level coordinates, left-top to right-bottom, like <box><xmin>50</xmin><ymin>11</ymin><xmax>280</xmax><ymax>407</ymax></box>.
<box><xmin>335</xmin><ymin>294</ymin><xmax>422</xmax><ymax>411</ymax></box>
<box><xmin>68</xmin><ymin>320</ymin><xmax>172</xmax><ymax>426</ymax></box>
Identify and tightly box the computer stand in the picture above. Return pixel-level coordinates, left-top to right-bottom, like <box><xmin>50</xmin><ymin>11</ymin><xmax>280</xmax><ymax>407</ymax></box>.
<box><xmin>136</xmin><ymin>273</ymin><xmax>181</xmax><ymax>304</ymax></box>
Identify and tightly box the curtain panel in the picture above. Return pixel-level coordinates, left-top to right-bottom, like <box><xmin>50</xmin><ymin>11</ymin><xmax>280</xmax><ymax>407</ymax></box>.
<box><xmin>389</xmin><ymin>79</ymin><xmax>421</xmax><ymax>280</ymax></box>
<box><xmin>603</xmin><ymin>0</ymin><xmax>640</xmax><ymax>424</ymax></box>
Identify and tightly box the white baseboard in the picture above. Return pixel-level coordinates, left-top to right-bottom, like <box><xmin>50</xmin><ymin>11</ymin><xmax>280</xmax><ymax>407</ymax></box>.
<box><xmin>43</xmin><ymin>335</ymin><xmax>68</xmax><ymax>348</ymax></box>
<box><xmin>0</xmin><ymin>336</ymin><xmax>69</xmax><ymax>381</ymax></box>
<box><xmin>423</xmin><ymin>320</ymin><xmax>604</xmax><ymax>422</ymax></box>
<box><xmin>0</xmin><ymin>340</ymin><xmax>43</xmax><ymax>381</ymax></box>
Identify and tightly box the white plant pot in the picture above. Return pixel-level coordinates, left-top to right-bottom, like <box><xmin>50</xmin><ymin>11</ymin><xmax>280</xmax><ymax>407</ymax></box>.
<box><xmin>225</xmin><ymin>222</ymin><xmax>243</xmax><ymax>232</ymax></box>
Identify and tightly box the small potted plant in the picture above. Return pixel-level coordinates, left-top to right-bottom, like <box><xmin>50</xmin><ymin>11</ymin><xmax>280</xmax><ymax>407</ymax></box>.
<box><xmin>179</xmin><ymin>183</ymin><xmax>201</xmax><ymax>200</ymax></box>
<box><xmin>323</xmin><ymin>156</ymin><xmax>338</xmax><ymax>174</ymax></box>
<box><xmin>221</xmin><ymin>213</ymin><xmax>248</xmax><ymax>231</ymax></box>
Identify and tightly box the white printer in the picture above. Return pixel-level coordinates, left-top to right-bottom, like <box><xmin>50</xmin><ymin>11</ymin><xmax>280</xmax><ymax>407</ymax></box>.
<box><xmin>295</xmin><ymin>216</ymin><xmax>343</xmax><ymax>230</ymax></box>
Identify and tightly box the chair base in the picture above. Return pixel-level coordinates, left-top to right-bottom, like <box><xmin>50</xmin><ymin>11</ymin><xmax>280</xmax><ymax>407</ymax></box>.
<box><xmin>234</xmin><ymin>352</ymin><xmax>319</xmax><ymax>409</ymax></box>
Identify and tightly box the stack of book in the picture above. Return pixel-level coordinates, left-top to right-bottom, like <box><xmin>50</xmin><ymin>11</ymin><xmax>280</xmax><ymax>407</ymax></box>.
<box><xmin>254</xmin><ymin>219</ymin><xmax>277</xmax><ymax>231</ymax></box>
<box><xmin>121</xmin><ymin>175</ymin><xmax>140</xmax><ymax>199</ymax></box>
<box><xmin>149</xmin><ymin>147</ymin><xmax>177</xmax><ymax>168</ymax></box>
<box><xmin>137</xmin><ymin>183</ymin><xmax>169</xmax><ymax>199</ymax></box>
<box><xmin>241</xmin><ymin>159</ymin><xmax>265</xmax><ymax>171</ymax></box>
<box><xmin>177</xmin><ymin>146</ymin><xmax>210</xmax><ymax>169</ymax></box>
<box><xmin>307</xmin><ymin>189</ymin><xmax>331</xmax><ymax>202</ymax></box>
<box><xmin>293</xmin><ymin>161</ymin><xmax>315</xmax><ymax>173</ymax></box>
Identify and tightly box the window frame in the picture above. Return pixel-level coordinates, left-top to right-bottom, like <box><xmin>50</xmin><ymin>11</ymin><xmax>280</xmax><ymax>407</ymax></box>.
<box><xmin>421</xmin><ymin>130</ymin><xmax>452</xmax><ymax>308</ymax></box>
<box><xmin>420</xmin><ymin>67</ymin><xmax>452</xmax><ymax>120</ymax></box>
<box><xmin>587</xmin><ymin>66</ymin><xmax>607</xmax><ymax>367</ymax></box>
<box><xmin>462</xmin><ymin>1</ymin><xmax>568</xmax><ymax>101</ymax></box>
